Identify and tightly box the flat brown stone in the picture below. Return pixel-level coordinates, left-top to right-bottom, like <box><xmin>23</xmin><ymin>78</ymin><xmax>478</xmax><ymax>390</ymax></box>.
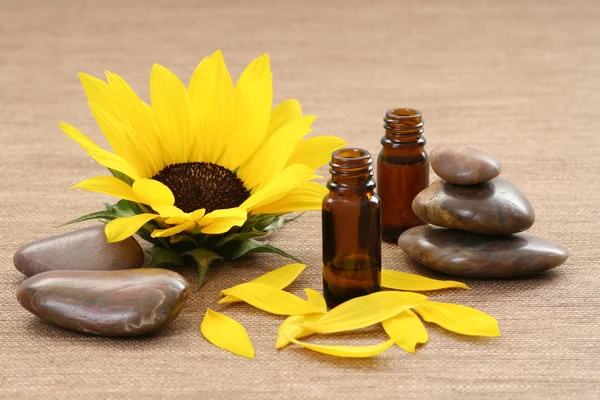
<box><xmin>412</xmin><ymin>178</ymin><xmax>535</xmax><ymax>235</ymax></box>
<box><xmin>14</xmin><ymin>225</ymin><xmax>144</xmax><ymax>276</ymax></box>
<box><xmin>430</xmin><ymin>145</ymin><xmax>501</xmax><ymax>185</ymax></box>
<box><xmin>398</xmin><ymin>225</ymin><xmax>568</xmax><ymax>278</ymax></box>
<box><xmin>17</xmin><ymin>269</ymin><xmax>189</xmax><ymax>336</ymax></box>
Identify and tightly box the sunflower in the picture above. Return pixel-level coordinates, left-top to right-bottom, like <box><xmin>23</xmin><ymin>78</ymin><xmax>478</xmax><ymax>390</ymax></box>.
<box><xmin>61</xmin><ymin>50</ymin><xmax>346</xmax><ymax>274</ymax></box>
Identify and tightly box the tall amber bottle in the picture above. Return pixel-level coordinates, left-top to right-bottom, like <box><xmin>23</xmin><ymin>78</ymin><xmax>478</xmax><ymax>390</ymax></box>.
<box><xmin>377</xmin><ymin>108</ymin><xmax>429</xmax><ymax>243</ymax></box>
<box><xmin>322</xmin><ymin>148</ymin><xmax>381</xmax><ymax>309</ymax></box>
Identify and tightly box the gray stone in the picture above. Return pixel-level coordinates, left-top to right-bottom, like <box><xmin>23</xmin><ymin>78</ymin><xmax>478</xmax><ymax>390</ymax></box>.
<box><xmin>398</xmin><ymin>225</ymin><xmax>568</xmax><ymax>278</ymax></box>
<box><xmin>17</xmin><ymin>269</ymin><xmax>190</xmax><ymax>336</ymax></box>
<box><xmin>14</xmin><ymin>225</ymin><xmax>144</xmax><ymax>276</ymax></box>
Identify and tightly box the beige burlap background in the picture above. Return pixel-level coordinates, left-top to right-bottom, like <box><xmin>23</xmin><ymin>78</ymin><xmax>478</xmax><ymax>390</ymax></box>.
<box><xmin>1</xmin><ymin>0</ymin><xmax>599</xmax><ymax>398</ymax></box>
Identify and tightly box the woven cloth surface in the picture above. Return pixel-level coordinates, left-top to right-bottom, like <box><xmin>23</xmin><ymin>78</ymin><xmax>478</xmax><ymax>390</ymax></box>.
<box><xmin>1</xmin><ymin>0</ymin><xmax>599</xmax><ymax>398</ymax></box>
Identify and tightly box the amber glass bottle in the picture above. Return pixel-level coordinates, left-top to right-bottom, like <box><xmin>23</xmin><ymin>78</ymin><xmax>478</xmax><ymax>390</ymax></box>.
<box><xmin>377</xmin><ymin>108</ymin><xmax>429</xmax><ymax>243</ymax></box>
<box><xmin>322</xmin><ymin>148</ymin><xmax>381</xmax><ymax>309</ymax></box>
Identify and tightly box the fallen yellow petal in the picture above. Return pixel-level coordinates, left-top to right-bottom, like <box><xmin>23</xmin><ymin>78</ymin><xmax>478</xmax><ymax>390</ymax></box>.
<box><xmin>382</xmin><ymin>269</ymin><xmax>470</xmax><ymax>292</ymax></box>
<box><xmin>302</xmin><ymin>291</ymin><xmax>427</xmax><ymax>334</ymax></box>
<box><xmin>219</xmin><ymin>282</ymin><xmax>324</xmax><ymax>315</ymax></box>
<box><xmin>200</xmin><ymin>309</ymin><xmax>255</xmax><ymax>359</ymax></box>
<box><xmin>303</xmin><ymin>288</ymin><xmax>327</xmax><ymax>313</ymax></box>
<box><xmin>382</xmin><ymin>310</ymin><xmax>429</xmax><ymax>354</ymax></box>
<box><xmin>220</xmin><ymin>263</ymin><xmax>306</xmax><ymax>304</ymax></box>
<box><xmin>276</xmin><ymin>288</ymin><xmax>327</xmax><ymax>350</ymax></box>
<box><xmin>286</xmin><ymin>335</ymin><xmax>395</xmax><ymax>358</ymax></box>
<box><xmin>414</xmin><ymin>301</ymin><xmax>501</xmax><ymax>337</ymax></box>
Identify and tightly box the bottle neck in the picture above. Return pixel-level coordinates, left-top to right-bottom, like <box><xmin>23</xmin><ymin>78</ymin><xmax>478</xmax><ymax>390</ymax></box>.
<box><xmin>381</xmin><ymin>108</ymin><xmax>424</xmax><ymax>146</ymax></box>
<box><xmin>327</xmin><ymin>148</ymin><xmax>375</xmax><ymax>194</ymax></box>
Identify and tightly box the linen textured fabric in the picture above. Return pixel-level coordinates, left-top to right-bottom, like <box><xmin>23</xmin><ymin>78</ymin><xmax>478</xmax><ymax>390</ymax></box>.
<box><xmin>1</xmin><ymin>0</ymin><xmax>599</xmax><ymax>398</ymax></box>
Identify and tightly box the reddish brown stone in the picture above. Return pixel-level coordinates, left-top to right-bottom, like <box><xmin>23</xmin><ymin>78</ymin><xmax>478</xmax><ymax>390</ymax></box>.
<box><xmin>412</xmin><ymin>178</ymin><xmax>535</xmax><ymax>235</ymax></box>
<box><xmin>17</xmin><ymin>269</ymin><xmax>189</xmax><ymax>336</ymax></box>
<box><xmin>14</xmin><ymin>226</ymin><xmax>144</xmax><ymax>277</ymax></box>
<box><xmin>430</xmin><ymin>145</ymin><xmax>501</xmax><ymax>185</ymax></box>
<box><xmin>398</xmin><ymin>225</ymin><xmax>568</xmax><ymax>278</ymax></box>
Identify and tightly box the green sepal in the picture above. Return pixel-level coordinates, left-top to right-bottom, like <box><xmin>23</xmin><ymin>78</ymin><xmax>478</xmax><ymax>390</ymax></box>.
<box><xmin>214</xmin><ymin>229</ymin><xmax>268</xmax><ymax>248</ymax></box>
<box><xmin>182</xmin><ymin>248</ymin><xmax>224</xmax><ymax>288</ymax></box>
<box><xmin>59</xmin><ymin>199</ymin><xmax>140</xmax><ymax>227</ymax></box>
<box><xmin>229</xmin><ymin>239</ymin><xmax>302</xmax><ymax>263</ymax></box>
<box><xmin>145</xmin><ymin>246</ymin><xmax>185</xmax><ymax>269</ymax></box>
<box><xmin>108</xmin><ymin>168</ymin><xmax>134</xmax><ymax>186</ymax></box>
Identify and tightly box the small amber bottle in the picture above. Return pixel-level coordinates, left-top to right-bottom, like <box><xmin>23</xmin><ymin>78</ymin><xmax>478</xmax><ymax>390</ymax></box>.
<box><xmin>377</xmin><ymin>108</ymin><xmax>429</xmax><ymax>243</ymax></box>
<box><xmin>322</xmin><ymin>148</ymin><xmax>381</xmax><ymax>308</ymax></box>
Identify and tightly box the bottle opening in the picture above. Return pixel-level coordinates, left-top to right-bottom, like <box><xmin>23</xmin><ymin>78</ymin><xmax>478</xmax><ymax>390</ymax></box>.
<box><xmin>383</xmin><ymin>108</ymin><xmax>423</xmax><ymax>132</ymax></box>
<box><xmin>330</xmin><ymin>148</ymin><xmax>373</xmax><ymax>178</ymax></box>
<box><xmin>333</xmin><ymin>148</ymin><xmax>371</xmax><ymax>165</ymax></box>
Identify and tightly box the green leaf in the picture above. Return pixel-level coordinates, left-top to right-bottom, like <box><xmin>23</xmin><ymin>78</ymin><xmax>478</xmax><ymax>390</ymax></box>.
<box><xmin>230</xmin><ymin>239</ymin><xmax>302</xmax><ymax>263</ymax></box>
<box><xmin>263</xmin><ymin>216</ymin><xmax>285</xmax><ymax>232</ymax></box>
<box><xmin>251</xmin><ymin>214</ymin><xmax>283</xmax><ymax>231</ymax></box>
<box><xmin>58</xmin><ymin>209</ymin><xmax>120</xmax><ymax>227</ymax></box>
<box><xmin>108</xmin><ymin>168</ymin><xmax>134</xmax><ymax>186</ymax></box>
<box><xmin>145</xmin><ymin>246</ymin><xmax>185</xmax><ymax>268</ymax></box>
<box><xmin>182</xmin><ymin>248</ymin><xmax>223</xmax><ymax>288</ymax></box>
<box><xmin>214</xmin><ymin>230</ymin><xmax>269</xmax><ymax>247</ymax></box>
<box><xmin>284</xmin><ymin>212</ymin><xmax>304</xmax><ymax>224</ymax></box>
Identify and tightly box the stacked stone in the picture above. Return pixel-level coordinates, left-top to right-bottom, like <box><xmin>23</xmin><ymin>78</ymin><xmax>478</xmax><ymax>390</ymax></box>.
<box><xmin>398</xmin><ymin>145</ymin><xmax>568</xmax><ymax>279</ymax></box>
<box><xmin>14</xmin><ymin>226</ymin><xmax>190</xmax><ymax>336</ymax></box>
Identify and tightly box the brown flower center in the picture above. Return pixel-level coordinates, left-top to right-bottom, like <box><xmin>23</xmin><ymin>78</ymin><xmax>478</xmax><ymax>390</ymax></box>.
<box><xmin>152</xmin><ymin>162</ymin><xmax>250</xmax><ymax>213</ymax></box>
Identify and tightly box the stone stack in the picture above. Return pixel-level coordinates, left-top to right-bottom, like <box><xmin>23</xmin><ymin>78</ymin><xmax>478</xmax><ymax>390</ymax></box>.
<box><xmin>398</xmin><ymin>145</ymin><xmax>568</xmax><ymax>278</ymax></box>
<box><xmin>14</xmin><ymin>226</ymin><xmax>190</xmax><ymax>336</ymax></box>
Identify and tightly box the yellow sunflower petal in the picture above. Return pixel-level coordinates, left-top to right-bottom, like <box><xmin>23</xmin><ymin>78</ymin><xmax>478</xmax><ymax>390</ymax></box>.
<box><xmin>150</xmin><ymin>63</ymin><xmax>191</xmax><ymax>164</ymax></box>
<box><xmin>70</xmin><ymin>176</ymin><xmax>139</xmax><ymax>203</ymax></box>
<box><xmin>79</xmin><ymin>73</ymin><xmax>117</xmax><ymax>116</ymax></box>
<box><xmin>199</xmin><ymin>207</ymin><xmax>247</xmax><ymax>234</ymax></box>
<box><xmin>105</xmin><ymin>72</ymin><xmax>164</xmax><ymax>176</ymax></box>
<box><xmin>382</xmin><ymin>310</ymin><xmax>429</xmax><ymax>354</ymax></box>
<box><xmin>240</xmin><ymin>164</ymin><xmax>315</xmax><ymax>212</ymax></box>
<box><xmin>219</xmin><ymin>53</ymin><xmax>272</xmax><ymax>171</ymax></box>
<box><xmin>105</xmin><ymin>213</ymin><xmax>158</xmax><ymax>242</ymax></box>
<box><xmin>266</xmin><ymin>99</ymin><xmax>303</xmax><ymax>138</ymax></box>
<box><xmin>382</xmin><ymin>270</ymin><xmax>471</xmax><ymax>292</ymax></box>
<box><xmin>88</xmin><ymin>102</ymin><xmax>151</xmax><ymax>178</ymax></box>
<box><xmin>188</xmin><ymin>51</ymin><xmax>235</xmax><ymax>164</ymax></box>
<box><xmin>151</xmin><ymin>221</ymin><xmax>195</xmax><ymax>238</ymax></box>
<box><xmin>190</xmin><ymin>208</ymin><xmax>207</xmax><ymax>221</ymax></box>
<box><xmin>238</xmin><ymin>115</ymin><xmax>316</xmax><ymax>191</ymax></box>
<box><xmin>132</xmin><ymin>179</ymin><xmax>175</xmax><ymax>206</ymax></box>
<box><xmin>277</xmin><ymin>312</ymin><xmax>322</xmax><ymax>350</ymax></box>
<box><xmin>59</xmin><ymin>123</ymin><xmax>141</xmax><ymax>180</ymax></box>
<box><xmin>200</xmin><ymin>309</ymin><xmax>255</xmax><ymax>359</ymax></box>
<box><xmin>251</xmin><ymin>182</ymin><xmax>328</xmax><ymax>215</ymax></box>
<box><xmin>275</xmin><ymin>289</ymin><xmax>328</xmax><ymax>350</ymax></box>
<box><xmin>286</xmin><ymin>135</ymin><xmax>347</xmax><ymax>171</ymax></box>
<box><xmin>302</xmin><ymin>291</ymin><xmax>427</xmax><ymax>334</ymax></box>
<box><xmin>414</xmin><ymin>301</ymin><xmax>501</xmax><ymax>337</ymax></box>
<box><xmin>151</xmin><ymin>204</ymin><xmax>186</xmax><ymax>219</ymax></box>
<box><xmin>304</xmin><ymin>288</ymin><xmax>327</xmax><ymax>312</ymax></box>
<box><xmin>218</xmin><ymin>282</ymin><xmax>324</xmax><ymax>316</ymax></box>
<box><xmin>286</xmin><ymin>336</ymin><xmax>395</xmax><ymax>358</ymax></box>
<box><xmin>220</xmin><ymin>263</ymin><xmax>307</xmax><ymax>304</ymax></box>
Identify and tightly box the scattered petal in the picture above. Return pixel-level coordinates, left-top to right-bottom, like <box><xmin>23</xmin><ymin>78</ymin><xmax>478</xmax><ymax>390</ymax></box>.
<box><xmin>276</xmin><ymin>289</ymin><xmax>327</xmax><ymax>350</ymax></box>
<box><xmin>303</xmin><ymin>288</ymin><xmax>327</xmax><ymax>312</ymax></box>
<box><xmin>220</xmin><ymin>263</ymin><xmax>306</xmax><ymax>304</ymax></box>
<box><xmin>414</xmin><ymin>301</ymin><xmax>501</xmax><ymax>337</ymax></box>
<box><xmin>286</xmin><ymin>336</ymin><xmax>395</xmax><ymax>358</ymax></box>
<box><xmin>382</xmin><ymin>310</ymin><xmax>429</xmax><ymax>353</ymax></box>
<box><xmin>200</xmin><ymin>309</ymin><xmax>255</xmax><ymax>359</ymax></box>
<box><xmin>302</xmin><ymin>291</ymin><xmax>427</xmax><ymax>334</ymax></box>
<box><xmin>219</xmin><ymin>283</ymin><xmax>324</xmax><ymax>316</ymax></box>
<box><xmin>382</xmin><ymin>270</ymin><xmax>470</xmax><ymax>292</ymax></box>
